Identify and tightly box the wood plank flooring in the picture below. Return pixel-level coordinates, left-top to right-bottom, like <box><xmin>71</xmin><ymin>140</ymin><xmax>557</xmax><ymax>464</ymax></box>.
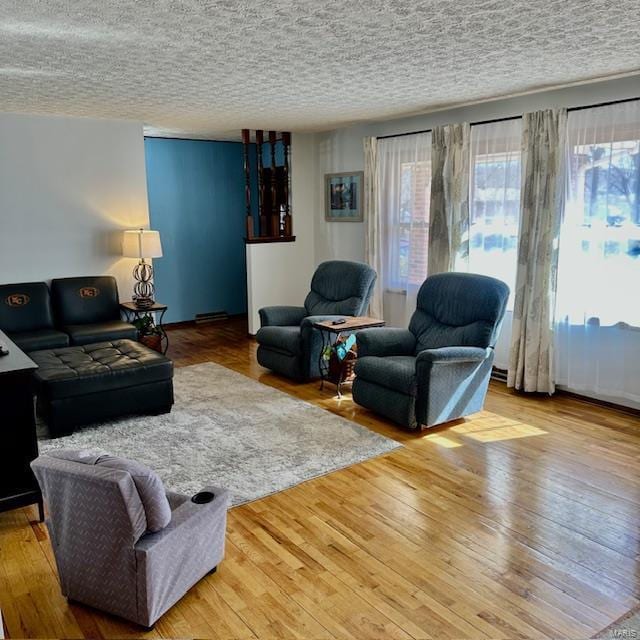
<box><xmin>1</xmin><ymin>317</ymin><xmax>639</xmax><ymax>639</ymax></box>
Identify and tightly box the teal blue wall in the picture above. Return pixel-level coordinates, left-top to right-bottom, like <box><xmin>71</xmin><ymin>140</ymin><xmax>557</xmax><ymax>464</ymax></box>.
<box><xmin>144</xmin><ymin>138</ymin><xmax>249</xmax><ymax>323</ymax></box>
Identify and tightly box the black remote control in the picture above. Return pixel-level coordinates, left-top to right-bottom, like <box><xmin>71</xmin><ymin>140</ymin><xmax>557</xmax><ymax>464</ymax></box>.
<box><xmin>332</xmin><ymin>318</ymin><xmax>347</xmax><ymax>325</ymax></box>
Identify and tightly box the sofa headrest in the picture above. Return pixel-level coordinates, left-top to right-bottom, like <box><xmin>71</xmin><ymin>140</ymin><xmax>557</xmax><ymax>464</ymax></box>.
<box><xmin>51</xmin><ymin>276</ymin><xmax>120</xmax><ymax>326</ymax></box>
<box><xmin>0</xmin><ymin>281</ymin><xmax>55</xmax><ymax>333</ymax></box>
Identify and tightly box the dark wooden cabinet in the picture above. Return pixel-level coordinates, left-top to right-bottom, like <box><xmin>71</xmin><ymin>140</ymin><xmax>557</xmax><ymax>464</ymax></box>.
<box><xmin>0</xmin><ymin>330</ymin><xmax>43</xmax><ymax>521</ymax></box>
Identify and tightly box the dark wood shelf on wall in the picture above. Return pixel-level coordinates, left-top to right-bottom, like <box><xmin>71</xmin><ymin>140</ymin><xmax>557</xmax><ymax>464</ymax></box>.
<box><xmin>244</xmin><ymin>235</ymin><xmax>296</xmax><ymax>245</ymax></box>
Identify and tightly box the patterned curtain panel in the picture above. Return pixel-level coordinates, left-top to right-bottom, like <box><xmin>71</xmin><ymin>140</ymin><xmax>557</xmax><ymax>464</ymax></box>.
<box><xmin>428</xmin><ymin>123</ymin><xmax>471</xmax><ymax>275</ymax></box>
<box><xmin>508</xmin><ymin>109</ymin><xmax>567</xmax><ymax>393</ymax></box>
<box><xmin>363</xmin><ymin>136</ymin><xmax>384</xmax><ymax>319</ymax></box>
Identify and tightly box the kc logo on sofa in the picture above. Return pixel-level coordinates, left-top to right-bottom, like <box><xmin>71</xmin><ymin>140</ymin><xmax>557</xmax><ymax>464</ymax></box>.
<box><xmin>5</xmin><ymin>293</ymin><xmax>30</xmax><ymax>307</ymax></box>
<box><xmin>79</xmin><ymin>287</ymin><xmax>100</xmax><ymax>298</ymax></box>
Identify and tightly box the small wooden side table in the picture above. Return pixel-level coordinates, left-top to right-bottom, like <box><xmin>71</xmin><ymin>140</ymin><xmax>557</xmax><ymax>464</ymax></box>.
<box><xmin>313</xmin><ymin>316</ymin><xmax>385</xmax><ymax>397</ymax></box>
<box><xmin>120</xmin><ymin>301</ymin><xmax>169</xmax><ymax>355</ymax></box>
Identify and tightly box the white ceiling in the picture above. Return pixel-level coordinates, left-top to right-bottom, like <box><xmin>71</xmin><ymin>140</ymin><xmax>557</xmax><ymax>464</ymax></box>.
<box><xmin>1</xmin><ymin>0</ymin><xmax>640</xmax><ymax>140</ymax></box>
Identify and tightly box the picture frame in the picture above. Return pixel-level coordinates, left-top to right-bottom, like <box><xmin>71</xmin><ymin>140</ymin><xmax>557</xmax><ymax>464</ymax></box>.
<box><xmin>324</xmin><ymin>171</ymin><xmax>364</xmax><ymax>222</ymax></box>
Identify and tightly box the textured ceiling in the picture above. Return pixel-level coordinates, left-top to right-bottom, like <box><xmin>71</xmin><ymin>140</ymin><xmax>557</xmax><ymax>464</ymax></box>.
<box><xmin>1</xmin><ymin>0</ymin><xmax>640</xmax><ymax>139</ymax></box>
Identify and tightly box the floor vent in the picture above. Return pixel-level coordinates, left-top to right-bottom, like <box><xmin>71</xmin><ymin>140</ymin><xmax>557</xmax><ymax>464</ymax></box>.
<box><xmin>195</xmin><ymin>311</ymin><xmax>229</xmax><ymax>324</ymax></box>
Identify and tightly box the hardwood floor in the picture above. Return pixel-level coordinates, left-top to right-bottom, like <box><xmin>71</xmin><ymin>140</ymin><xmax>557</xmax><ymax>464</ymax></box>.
<box><xmin>1</xmin><ymin>317</ymin><xmax>639</xmax><ymax>639</ymax></box>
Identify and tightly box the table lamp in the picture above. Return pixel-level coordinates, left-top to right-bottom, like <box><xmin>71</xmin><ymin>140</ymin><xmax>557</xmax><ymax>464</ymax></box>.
<box><xmin>122</xmin><ymin>229</ymin><xmax>163</xmax><ymax>309</ymax></box>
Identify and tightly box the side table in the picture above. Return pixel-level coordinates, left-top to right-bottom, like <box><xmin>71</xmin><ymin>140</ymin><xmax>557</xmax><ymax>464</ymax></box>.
<box><xmin>120</xmin><ymin>301</ymin><xmax>169</xmax><ymax>355</ymax></box>
<box><xmin>313</xmin><ymin>316</ymin><xmax>385</xmax><ymax>397</ymax></box>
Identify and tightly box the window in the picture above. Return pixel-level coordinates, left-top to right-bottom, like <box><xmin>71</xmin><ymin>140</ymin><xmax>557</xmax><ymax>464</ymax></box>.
<box><xmin>396</xmin><ymin>160</ymin><xmax>431</xmax><ymax>286</ymax></box>
<box><xmin>558</xmin><ymin>102</ymin><xmax>640</xmax><ymax>326</ymax></box>
<box><xmin>468</xmin><ymin>119</ymin><xmax>522</xmax><ymax>307</ymax></box>
<box><xmin>378</xmin><ymin>133</ymin><xmax>431</xmax><ymax>292</ymax></box>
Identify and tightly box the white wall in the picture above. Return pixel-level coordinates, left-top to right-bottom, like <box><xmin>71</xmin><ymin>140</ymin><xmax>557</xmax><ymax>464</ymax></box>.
<box><xmin>0</xmin><ymin>113</ymin><xmax>150</xmax><ymax>297</ymax></box>
<box><xmin>246</xmin><ymin>133</ymin><xmax>316</xmax><ymax>334</ymax></box>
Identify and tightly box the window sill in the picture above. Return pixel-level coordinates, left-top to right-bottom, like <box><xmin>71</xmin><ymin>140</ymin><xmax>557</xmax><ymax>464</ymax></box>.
<box><xmin>385</xmin><ymin>288</ymin><xmax>407</xmax><ymax>295</ymax></box>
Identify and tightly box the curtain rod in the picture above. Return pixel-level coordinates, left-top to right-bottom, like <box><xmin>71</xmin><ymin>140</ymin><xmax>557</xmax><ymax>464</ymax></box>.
<box><xmin>376</xmin><ymin>95</ymin><xmax>640</xmax><ymax>140</ymax></box>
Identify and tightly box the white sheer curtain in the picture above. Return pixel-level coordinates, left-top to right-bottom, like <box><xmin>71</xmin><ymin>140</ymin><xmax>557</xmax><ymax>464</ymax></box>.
<box><xmin>555</xmin><ymin>101</ymin><xmax>640</xmax><ymax>406</ymax></box>
<box><xmin>468</xmin><ymin>119</ymin><xmax>522</xmax><ymax>368</ymax></box>
<box><xmin>363</xmin><ymin>137</ymin><xmax>383</xmax><ymax>319</ymax></box>
<box><xmin>378</xmin><ymin>132</ymin><xmax>432</xmax><ymax>327</ymax></box>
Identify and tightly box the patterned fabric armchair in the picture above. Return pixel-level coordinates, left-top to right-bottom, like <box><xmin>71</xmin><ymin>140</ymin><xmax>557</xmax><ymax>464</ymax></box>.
<box><xmin>256</xmin><ymin>260</ymin><xmax>377</xmax><ymax>380</ymax></box>
<box><xmin>353</xmin><ymin>273</ymin><xmax>509</xmax><ymax>429</ymax></box>
<box><xmin>31</xmin><ymin>450</ymin><xmax>229</xmax><ymax>628</ymax></box>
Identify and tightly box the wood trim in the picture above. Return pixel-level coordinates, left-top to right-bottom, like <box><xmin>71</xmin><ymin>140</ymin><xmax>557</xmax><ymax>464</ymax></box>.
<box><xmin>244</xmin><ymin>235</ymin><xmax>296</xmax><ymax>244</ymax></box>
<box><xmin>164</xmin><ymin>313</ymin><xmax>248</xmax><ymax>331</ymax></box>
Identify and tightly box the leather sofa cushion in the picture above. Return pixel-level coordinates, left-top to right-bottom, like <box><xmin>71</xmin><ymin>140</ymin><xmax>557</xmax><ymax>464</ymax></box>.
<box><xmin>96</xmin><ymin>456</ymin><xmax>172</xmax><ymax>532</ymax></box>
<box><xmin>0</xmin><ymin>282</ymin><xmax>56</xmax><ymax>333</ymax></box>
<box><xmin>9</xmin><ymin>328</ymin><xmax>70</xmax><ymax>352</ymax></box>
<box><xmin>65</xmin><ymin>321</ymin><xmax>137</xmax><ymax>346</ymax></box>
<box><xmin>256</xmin><ymin>326</ymin><xmax>302</xmax><ymax>355</ymax></box>
<box><xmin>52</xmin><ymin>276</ymin><xmax>121</xmax><ymax>326</ymax></box>
<box><xmin>31</xmin><ymin>340</ymin><xmax>173</xmax><ymax>400</ymax></box>
<box><xmin>355</xmin><ymin>355</ymin><xmax>417</xmax><ymax>396</ymax></box>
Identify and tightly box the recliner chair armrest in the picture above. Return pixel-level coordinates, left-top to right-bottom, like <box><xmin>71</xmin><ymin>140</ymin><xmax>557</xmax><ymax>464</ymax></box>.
<box><xmin>356</xmin><ymin>328</ymin><xmax>416</xmax><ymax>358</ymax></box>
<box><xmin>136</xmin><ymin>486</ymin><xmax>229</xmax><ymax>552</ymax></box>
<box><xmin>134</xmin><ymin>486</ymin><xmax>230</xmax><ymax>626</ymax></box>
<box><xmin>416</xmin><ymin>346</ymin><xmax>491</xmax><ymax>365</ymax></box>
<box><xmin>259</xmin><ymin>306</ymin><xmax>307</xmax><ymax>327</ymax></box>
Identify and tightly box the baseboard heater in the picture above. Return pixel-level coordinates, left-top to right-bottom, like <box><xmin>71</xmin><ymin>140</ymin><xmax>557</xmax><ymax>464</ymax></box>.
<box><xmin>195</xmin><ymin>311</ymin><xmax>229</xmax><ymax>324</ymax></box>
<box><xmin>491</xmin><ymin>367</ymin><xmax>508</xmax><ymax>382</ymax></box>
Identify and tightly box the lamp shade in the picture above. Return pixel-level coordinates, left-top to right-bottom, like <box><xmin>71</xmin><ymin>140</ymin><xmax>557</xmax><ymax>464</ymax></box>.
<box><xmin>122</xmin><ymin>229</ymin><xmax>163</xmax><ymax>259</ymax></box>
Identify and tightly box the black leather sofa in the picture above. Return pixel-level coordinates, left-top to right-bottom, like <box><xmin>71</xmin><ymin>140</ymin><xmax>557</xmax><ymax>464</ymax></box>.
<box><xmin>1</xmin><ymin>276</ymin><xmax>173</xmax><ymax>436</ymax></box>
<box><xmin>0</xmin><ymin>276</ymin><xmax>136</xmax><ymax>351</ymax></box>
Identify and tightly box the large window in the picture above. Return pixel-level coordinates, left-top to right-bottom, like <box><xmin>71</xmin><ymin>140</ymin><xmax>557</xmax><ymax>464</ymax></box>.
<box><xmin>468</xmin><ymin>119</ymin><xmax>522</xmax><ymax>306</ymax></box>
<box><xmin>396</xmin><ymin>159</ymin><xmax>431</xmax><ymax>286</ymax></box>
<box><xmin>555</xmin><ymin>101</ymin><xmax>640</xmax><ymax>405</ymax></box>
<box><xmin>558</xmin><ymin>102</ymin><xmax>640</xmax><ymax>326</ymax></box>
<box><xmin>378</xmin><ymin>133</ymin><xmax>431</xmax><ymax>292</ymax></box>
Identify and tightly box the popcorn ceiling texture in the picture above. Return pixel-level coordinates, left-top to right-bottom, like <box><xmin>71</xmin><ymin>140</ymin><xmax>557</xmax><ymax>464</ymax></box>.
<box><xmin>1</xmin><ymin>0</ymin><xmax>639</xmax><ymax>139</ymax></box>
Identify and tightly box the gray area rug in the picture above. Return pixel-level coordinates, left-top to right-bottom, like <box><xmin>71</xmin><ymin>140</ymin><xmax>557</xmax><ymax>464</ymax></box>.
<box><xmin>38</xmin><ymin>362</ymin><xmax>400</xmax><ymax>506</ymax></box>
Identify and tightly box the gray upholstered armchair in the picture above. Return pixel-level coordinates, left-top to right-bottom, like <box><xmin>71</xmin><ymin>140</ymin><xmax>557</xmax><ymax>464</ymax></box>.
<box><xmin>31</xmin><ymin>450</ymin><xmax>229</xmax><ymax>628</ymax></box>
<box><xmin>353</xmin><ymin>273</ymin><xmax>509</xmax><ymax>429</ymax></box>
<box><xmin>256</xmin><ymin>260</ymin><xmax>377</xmax><ymax>380</ymax></box>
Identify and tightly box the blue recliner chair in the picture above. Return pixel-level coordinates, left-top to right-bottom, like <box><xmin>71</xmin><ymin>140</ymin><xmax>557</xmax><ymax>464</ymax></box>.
<box><xmin>352</xmin><ymin>273</ymin><xmax>509</xmax><ymax>429</ymax></box>
<box><xmin>256</xmin><ymin>260</ymin><xmax>377</xmax><ymax>380</ymax></box>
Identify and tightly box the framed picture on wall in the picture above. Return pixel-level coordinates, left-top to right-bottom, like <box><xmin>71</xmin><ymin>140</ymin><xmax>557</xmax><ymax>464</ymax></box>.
<box><xmin>324</xmin><ymin>171</ymin><xmax>364</xmax><ymax>222</ymax></box>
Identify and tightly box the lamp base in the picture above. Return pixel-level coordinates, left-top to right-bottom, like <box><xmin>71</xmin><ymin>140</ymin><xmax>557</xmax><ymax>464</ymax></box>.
<box><xmin>132</xmin><ymin>259</ymin><xmax>155</xmax><ymax>309</ymax></box>
<box><xmin>133</xmin><ymin>296</ymin><xmax>155</xmax><ymax>310</ymax></box>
